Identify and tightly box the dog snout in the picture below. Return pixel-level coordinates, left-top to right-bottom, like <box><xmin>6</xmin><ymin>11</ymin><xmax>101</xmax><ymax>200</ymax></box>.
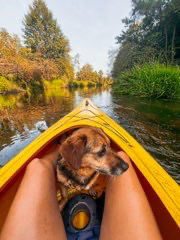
<box><xmin>120</xmin><ymin>159</ymin><xmax>129</xmax><ymax>172</ymax></box>
<box><xmin>110</xmin><ymin>157</ymin><xmax>129</xmax><ymax>176</ymax></box>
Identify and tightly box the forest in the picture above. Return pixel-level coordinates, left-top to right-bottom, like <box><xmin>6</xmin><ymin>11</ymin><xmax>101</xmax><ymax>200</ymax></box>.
<box><xmin>111</xmin><ymin>0</ymin><xmax>180</xmax><ymax>98</ymax></box>
<box><xmin>0</xmin><ymin>0</ymin><xmax>179</xmax><ymax>98</ymax></box>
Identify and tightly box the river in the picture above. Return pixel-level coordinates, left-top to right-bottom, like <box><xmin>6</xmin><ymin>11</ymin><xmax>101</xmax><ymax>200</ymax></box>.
<box><xmin>0</xmin><ymin>87</ymin><xmax>179</xmax><ymax>184</ymax></box>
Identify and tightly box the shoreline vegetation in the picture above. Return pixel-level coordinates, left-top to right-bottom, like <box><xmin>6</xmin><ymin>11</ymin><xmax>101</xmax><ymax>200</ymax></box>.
<box><xmin>0</xmin><ymin>28</ymin><xmax>111</xmax><ymax>95</ymax></box>
<box><xmin>111</xmin><ymin>0</ymin><xmax>180</xmax><ymax>99</ymax></box>
<box><xmin>0</xmin><ymin>77</ymin><xmax>25</xmax><ymax>94</ymax></box>
<box><xmin>1</xmin><ymin>0</ymin><xmax>179</xmax><ymax>99</ymax></box>
<box><xmin>0</xmin><ymin>0</ymin><xmax>111</xmax><ymax>96</ymax></box>
<box><xmin>113</xmin><ymin>63</ymin><xmax>180</xmax><ymax>99</ymax></box>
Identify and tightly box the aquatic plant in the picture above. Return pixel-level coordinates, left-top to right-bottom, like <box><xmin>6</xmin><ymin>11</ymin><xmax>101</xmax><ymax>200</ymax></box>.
<box><xmin>113</xmin><ymin>64</ymin><xmax>180</xmax><ymax>99</ymax></box>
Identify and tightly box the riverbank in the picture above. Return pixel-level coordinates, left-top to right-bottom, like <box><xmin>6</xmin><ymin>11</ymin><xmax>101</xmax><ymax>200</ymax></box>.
<box><xmin>43</xmin><ymin>79</ymin><xmax>103</xmax><ymax>89</ymax></box>
<box><xmin>113</xmin><ymin>64</ymin><xmax>180</xmax><ymax>99</ymax></box>
<box><xmin>0</xmin><ymin>77</ymin><xmax>25</xmax><ymax>95</ymax></box>
<box><xmin>68</xmin><ymin>80</ymin><xmax>112</xmax><ymax>88</ymax></box>
<box><xmin>0</xmin><ymin>77</ymin><xmax>108</xmax><ymax>95</ymax></box>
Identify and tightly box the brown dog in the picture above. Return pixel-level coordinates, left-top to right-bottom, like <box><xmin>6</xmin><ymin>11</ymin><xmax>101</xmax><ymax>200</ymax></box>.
<box><xmin>56</xmin><ymin>127</ymin><xmax>129</xmax><ymax>209</ymax></box>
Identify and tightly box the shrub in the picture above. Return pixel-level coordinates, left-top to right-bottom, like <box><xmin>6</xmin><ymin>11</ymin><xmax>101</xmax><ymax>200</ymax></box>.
<box><xmin>68</xmin><ymin>80</ymin><xmax>97</xmax><ymax>88</ymax></box>
<box><xmin>43</xmin><ymin>78</ymin><xmax>65</xmax><ymax>89</ymax></box>
<box><xmin>0</xmin><ymin>76</ymin><xmax>22</xmax><ymax>93</ymax></box>
<box><xmin>87</xmin><ymin>81</ymin><xmax>95</xmax><ymax>87</ymax></box>
<box><xmin>79</xmin><ymin>82</ymin><xmax>84</xmax><ymax>88</ymax></box>
<box><xmin>68</xmin><ymin>81</ymin><xmax>78</xmax><ymax>88</ymax></box>
<box><xmin>113</xmin><ymin>63</ymin><xmax>180</xmax><ymax>99</ymax></box>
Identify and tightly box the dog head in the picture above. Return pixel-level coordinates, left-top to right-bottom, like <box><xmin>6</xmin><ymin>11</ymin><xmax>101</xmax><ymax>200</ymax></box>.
<box><xmin>59</xmin><ymin>127</ymin><xmax>129</xmax><ymax>176</ymax></box>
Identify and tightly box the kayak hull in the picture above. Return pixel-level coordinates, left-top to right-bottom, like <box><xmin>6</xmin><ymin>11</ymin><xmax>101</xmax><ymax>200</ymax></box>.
<box><xmin>0</xmin><ymin>99</ymin><xmax>179</xmax><ymax>238</ymax></box>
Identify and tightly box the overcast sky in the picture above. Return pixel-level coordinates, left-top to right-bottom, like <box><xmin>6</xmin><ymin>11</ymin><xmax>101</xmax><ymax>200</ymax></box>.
<box><xmin>0</xmin><ymin>0</ymin><xmax>132</xmax><ymax>73</ymax></box>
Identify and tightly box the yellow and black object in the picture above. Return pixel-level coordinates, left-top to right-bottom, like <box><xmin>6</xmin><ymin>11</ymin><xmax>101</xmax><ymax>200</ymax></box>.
<box><xmin>62</xmin><ymin>194</ymin><xmax>101</xmax><ymax>239</ymax></box>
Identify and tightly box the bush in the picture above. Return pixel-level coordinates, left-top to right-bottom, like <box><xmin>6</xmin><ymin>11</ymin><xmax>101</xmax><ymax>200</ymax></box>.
<box><xmin>0</xmin><ymin>76</ymin><xmax>22</xmax><ymax>93</ymax></box>
<box><xmin>68</xmin><ymin>81</ymin><xmax>79</xmax><ymax>88</ymax></box>
<box><xmin>79</xmin><ymin>82</ymin><xmax>84</xmax><ymax>88</ymax></box>
<box><xmin>0</xmin><ymin>29</ymin><xmax>74</xmax><ymax>93</ymax></box>
<box><xmin>87</xmin><ymin>81</ymin><xmax>95</xmax><ymax>87</ymax></box>
<box><xmin>113</xmin><ymin>63</ymin><xmax>180</xmax><ymax>99</ymax></box>
<box><xmin>43</xmin><ymin>78</ymin><xmax>65</xmax><ymax>89</ymax></box>
<box><xmin>68</xmin><ymin>80</ymin><xmax>97</xmax><ymax>88</ymax></box>
<box><xmin>0</xmin><ymin>56</ymin><xmax>65</xmax><ymax>91</ymax></box>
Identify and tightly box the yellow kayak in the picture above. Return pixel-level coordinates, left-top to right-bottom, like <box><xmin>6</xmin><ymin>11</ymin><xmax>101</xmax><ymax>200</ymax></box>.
<box><xmin>0</xmin><ymin>98</ymin><xmax>179</xmax><ymax>238</ymax></box>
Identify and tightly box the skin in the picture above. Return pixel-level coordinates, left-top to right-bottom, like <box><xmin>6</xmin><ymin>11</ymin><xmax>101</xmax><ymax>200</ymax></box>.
<box><xmin>0</xmin><ymin>145</ymin><xmax>67</xmax><ymax>240</ymax></box>
<box><xmin>0</xmin><ymin>145</ymin><xmax>162</xmax><ymax>240</ymax></box>
<box><xmin>100</xmin><ymin>151</ymin><xmax>162</xmax><ymax>240</ymax></box>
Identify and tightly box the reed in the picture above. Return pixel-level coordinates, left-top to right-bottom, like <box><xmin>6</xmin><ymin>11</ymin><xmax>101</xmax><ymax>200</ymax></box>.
<box><xmin>113</xmin><ymin>63</ymin><xmax>180</xmax><ymax>99</ymax></box>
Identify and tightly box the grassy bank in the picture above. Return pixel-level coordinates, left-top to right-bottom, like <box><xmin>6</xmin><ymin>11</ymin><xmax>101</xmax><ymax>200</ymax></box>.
<box><xmin>67</xmin><ymin>80</ymin><xmax>112</xmax><ymax>88</ymax></box>
<box><xmin>43</xmin><ymin>79</ymin><xmax>65</xmax><ymax>89</ymax></box>
<box><xmin>0</xmin><ymin>77</ymin><xmax>107</xmax><ymax>96</ymax></box>
<box><xmin>68</xmin><ymin>80</ymin><xmax>98</xmax><ymax>88</ymax></box>
<box><xmin>0</xmin><ymin>77</ymin><xmax>24</xmax><ymax>94</ymax></box>
<box><xmin>113</xmin><ymin>64</ymin><xmax>180</xmax><ymax>99</ymax></box>
<box><xmin>0</xmin><ymin>76</ymin><xmax>67</xmax><ymax>95</ymax></box>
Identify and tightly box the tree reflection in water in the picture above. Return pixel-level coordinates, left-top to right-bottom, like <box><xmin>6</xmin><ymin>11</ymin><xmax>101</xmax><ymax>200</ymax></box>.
<box><xmin>0</xmin><ymin>87</ymin><xmax>179</xmax><ymax>184</ymax></box>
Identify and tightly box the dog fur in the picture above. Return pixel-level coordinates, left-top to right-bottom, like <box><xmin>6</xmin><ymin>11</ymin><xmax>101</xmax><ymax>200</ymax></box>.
<box><xmin>56</xmin><ymin>126</ymin><xmax>129</xmax><ymax>209</ymax></box>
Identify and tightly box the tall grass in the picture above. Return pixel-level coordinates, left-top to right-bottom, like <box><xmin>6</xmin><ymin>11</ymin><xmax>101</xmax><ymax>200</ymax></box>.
<box><xmin>113</xmin><ymin>64</ymin><xmax>180</xmax><ymax>99</ymax></box>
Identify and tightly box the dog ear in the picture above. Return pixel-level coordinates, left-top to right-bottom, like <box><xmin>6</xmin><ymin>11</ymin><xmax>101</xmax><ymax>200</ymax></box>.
<box><xmin>60</xmin><ymin>135</ymin><xmax>87</xmax><ymax>169</ymax></box>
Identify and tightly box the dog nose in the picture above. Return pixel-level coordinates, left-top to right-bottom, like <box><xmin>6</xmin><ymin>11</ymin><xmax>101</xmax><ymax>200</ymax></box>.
<box><xmin>110</xmin><ymin>159</ymin><xmax>129</xmax><ymax>176</ymax></box>
<box><xmin>121</xmin><ymin>161</ymin><xmax>129</xmax><ymax>171</ymax></box>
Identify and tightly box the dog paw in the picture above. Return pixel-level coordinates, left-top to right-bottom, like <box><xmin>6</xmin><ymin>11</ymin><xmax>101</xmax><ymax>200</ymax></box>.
<box><xmin>66</xmin><ymin>180</ymin><xmax>76</xmax><ymax>189</ymax></box>
<box><xmin>89</xmin><ymin>188</ymin><xmax>97</xmax><ymax>198</ymax></box>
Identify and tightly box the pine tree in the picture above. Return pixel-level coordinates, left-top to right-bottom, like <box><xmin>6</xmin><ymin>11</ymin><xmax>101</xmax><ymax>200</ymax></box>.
<box><xmin>23</xmin><ymin>0</ymin><xmax>69</xmax><ymax>59</ymax></box>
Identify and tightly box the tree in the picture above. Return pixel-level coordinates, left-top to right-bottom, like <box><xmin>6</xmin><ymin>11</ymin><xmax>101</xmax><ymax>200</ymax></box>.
<box><xmin>76</xmin><ymin>64</ymin><xmax>97</xmax><ymax>82</ymax></box>
<box><xmin>107</xmin><ymin>47</ymin><xmax>118</xmax><ymax>74</ymax></box>
<box><xmin>73</xmin><ymin>53</ymin><xmax>80</xmax><ymax>72</ymax></box>
<box><xmin>22</xmin><ymin>0</ymin><xmax>70</xmax><ymax>59</ymax></box>
<box><xmin>57</xmin><ymin>57</ymin><xmax>74</xmax><ymax>81</ymax></box>
<box><xmin>130</xmin><ymin>0</ymin><xmax>180</xmax><ymax>64</ymax></box>
<box><xmin>76</xmin><ymin>64</ymin><xmax>111</xmax><ymax>86</ymax></box>
<box><xmin>111</xmin><ymin>0</ymin><xmax>180</xmax><ymax>77</ymax></box>
<box><xmin>0</xmin><ymin>29</ymin><xmax>21</xmax><ymax>57</ymax></box>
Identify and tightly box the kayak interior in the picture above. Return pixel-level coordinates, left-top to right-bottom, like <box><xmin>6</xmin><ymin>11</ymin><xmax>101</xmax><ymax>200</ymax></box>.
<box><xmin>0</xmin><ymin>129</ymin><xmax>179</xmax><ymax>239</ymax></box>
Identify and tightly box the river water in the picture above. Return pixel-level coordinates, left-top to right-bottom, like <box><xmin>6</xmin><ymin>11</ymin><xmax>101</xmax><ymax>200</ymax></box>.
<box><xmin>0</xmin><ymin>87</ymin><xmax>179</xmax><ymax>183</ymax></box>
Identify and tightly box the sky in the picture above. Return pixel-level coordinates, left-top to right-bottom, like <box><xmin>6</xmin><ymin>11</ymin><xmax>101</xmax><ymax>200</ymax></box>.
<box><xmin>0</xmin><ymin>0</ymin><xmax>132</xmax><ymax>73</ymax></box>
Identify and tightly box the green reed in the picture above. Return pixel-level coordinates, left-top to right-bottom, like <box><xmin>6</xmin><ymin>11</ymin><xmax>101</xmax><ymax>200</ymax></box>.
<box><xmin>113</xmin><ymin>63</ymin><xmax>180</xmax><ymax>98</ymax></box>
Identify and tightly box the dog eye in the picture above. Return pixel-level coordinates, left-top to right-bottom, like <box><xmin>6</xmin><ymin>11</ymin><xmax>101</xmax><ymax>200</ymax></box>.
<box><xmin>97</xmin><ymin>147</ymin><xmax>106</xmax><ymax>157</ymax></box>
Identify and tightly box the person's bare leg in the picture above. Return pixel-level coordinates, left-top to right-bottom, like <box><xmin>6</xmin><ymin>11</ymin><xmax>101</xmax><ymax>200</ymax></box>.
<box><xmin>100</xmin><ymin>151</ymin><xmax>162</xmax><ymax>240</ymax></box>
<box><xmin>0</xmin><ymin>145</ymin><xmax>67</xmax><ymax>240</ymax></box>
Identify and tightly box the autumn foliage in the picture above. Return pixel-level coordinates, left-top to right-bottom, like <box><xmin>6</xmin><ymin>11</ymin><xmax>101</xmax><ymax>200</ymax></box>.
<box><xmin>0</xmin><ymin>29</ymin><xmax>74</xmax><ymax>93</ymax></box>
<box><xmin>74</xmin><ymin>64</ymin><xmax>112</xmax><ymax>87</ymax></box>
<box><xmin>0</xmin><ymin>0</ymin><xmax>110</xmax><ymax>94</ymax></box>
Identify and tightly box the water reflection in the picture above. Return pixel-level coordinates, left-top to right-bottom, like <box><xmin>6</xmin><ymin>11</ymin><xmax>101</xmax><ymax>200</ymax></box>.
<box><xmin>110</xmin><ymin>94</ymin><xmax>180</xmax><ymax>183</ymax></box>
<box><xmin>0</xmin><ymin>88</ymin><xmax>179</xmax><ymax>183</ymax></box>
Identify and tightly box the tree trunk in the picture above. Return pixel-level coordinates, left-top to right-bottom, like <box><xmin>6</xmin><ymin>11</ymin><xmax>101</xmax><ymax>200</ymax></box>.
<box><xmin>171</xmin><ymin>24</ymin><xmax>176</xmax><ymax>64</ymax></box>
<box><xmin>164</xmin><ymin>26</ymin><xmax>168</xmax><ymax>65</ymax></box>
